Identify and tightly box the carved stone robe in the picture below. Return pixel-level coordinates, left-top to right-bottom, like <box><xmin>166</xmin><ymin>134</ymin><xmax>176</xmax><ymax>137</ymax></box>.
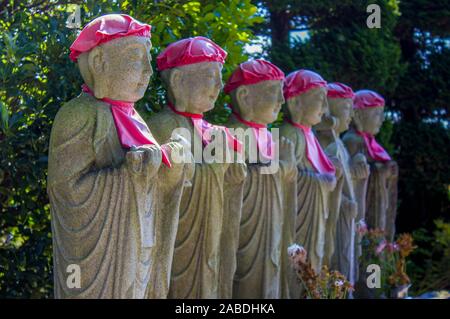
<box><xmin>48</xmin><ymin>93</ymin><xmax>184</xmax><ymax>298</ymax></box>
<box><xmin>280</xmin><ymin>122</ymin><xmax>335</xmax><ymax>298</ymax></box>
<box><xmin>224</xmin><ymin>117</ymin><xmax>297</xmax><ymax>299</ymax></box>
<box><xmin>147</xmin><ymin>108</ymin><xmax>245</xmax><ymax>298</ymax></box>
<box><xmin>343</xmin><ymin>129</ymin><xmax>398</xmax><ymax>241</ymax></box>
<box><xmin>320</xmin><ymin>133</ymin><xmax>357</xmax><ymax>285</ymax></box>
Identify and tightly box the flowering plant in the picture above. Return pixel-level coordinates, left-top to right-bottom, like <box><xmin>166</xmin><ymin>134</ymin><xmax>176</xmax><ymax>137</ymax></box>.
<box><xmin>358</xmin><ymin>221</ymin><xmax>416</xmax><ymax>298</ymax></box>
<box><xmin>288</xmin><ymin>244</ymin><xmax>353</xmax><ymax>299</ymax></box>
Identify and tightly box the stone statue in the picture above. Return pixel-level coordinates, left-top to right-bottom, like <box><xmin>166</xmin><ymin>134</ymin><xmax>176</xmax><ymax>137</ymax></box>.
<box><xmin>48</xmin><ymin>15</ymin><xmax>188</xmax><ymax>298</ymax></box>
<box><xmin>315</xmin><ymin>83</ymin><xmax>369</xmax><ymax>286</ymax></box>
<box><xmin>223</xmin><ymin>59</ymin><xmax>297</xmax><ymax>299</ymax></box>
<box><xmin>147</xmin><ymin>37</ymin><xmax>246</xmax><ymax>299</ymax></box>
<box><xmin>279</xmin><ymin>70</ymin><xmax>337</xmax><ymax>298</ymax></box>
<box><xmin>343</xmin><ymin>90</ymin><xmax>398</xmax><ymax>242</ymax></box>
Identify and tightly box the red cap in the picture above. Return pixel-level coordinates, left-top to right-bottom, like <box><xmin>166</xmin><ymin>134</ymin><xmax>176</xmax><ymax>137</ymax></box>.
<box><xmin>223</xmin><ymin>59</ymin><xmax>285</xmax><ymax>94</ymax></box>
<box><xmin>69</xmin><ymin>14</ymin><xmax>151</xmax><ymax>62</ymax></box>
<box><xmin>157</xmin><ymin>36</ymin><xmax>227</xmax><ymax>71</ymax></box>
<box><xmin>353</xmin><ymin>90</ymin><xmax>385</xmax><ymax>109</ymax></box>
<box><xmin>327</xmin><ymin>82</ymin><xmax>355</xmax><ymax>99</ymax></box>
<box><xmin>283</xmin><ymin>69</ymin><xmax>327</xmax><ymax>100</ymax></box>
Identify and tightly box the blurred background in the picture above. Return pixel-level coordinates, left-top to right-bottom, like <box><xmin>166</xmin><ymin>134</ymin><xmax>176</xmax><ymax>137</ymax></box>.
<box><xmin>0</xmin><ymin>0</ymin><xmax>448</xmax><ymax>298</ymax></box>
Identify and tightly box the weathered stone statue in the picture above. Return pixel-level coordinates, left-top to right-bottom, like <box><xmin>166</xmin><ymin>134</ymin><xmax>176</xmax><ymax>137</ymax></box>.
<box><xmin>343</xmin><ymin>90</ymin><xmax>398</xmax><ymax>242</ymax></box>
<box><xmin>48</xmin><ymin>14</ymin><xmax>188</xmax><ymax>298</ymax></box>
<box><xmin>223</xmin><ymin>59</ymin><xmax>297</xmax><ymax>299</ymax></box>
<box><xmin>315</xmin><ymin>83</ymin><xmax>369</xmax><ymax>286</ymax></box>
<box><xmin>147</xmin><ymin>37</ymin><xmax>246</xmax><ymax>299</ymax></box>
<box><xmin>280</xmin><ymin>70</ymin><xmax>337</xmax><ymax>293</ymax></box>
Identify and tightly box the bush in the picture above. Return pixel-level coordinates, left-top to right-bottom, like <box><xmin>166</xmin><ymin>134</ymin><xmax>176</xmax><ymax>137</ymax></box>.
<box><xmin>409</xmin><ymin>220</ymin><xmax>450</xmax><ymax>295</ymax></box>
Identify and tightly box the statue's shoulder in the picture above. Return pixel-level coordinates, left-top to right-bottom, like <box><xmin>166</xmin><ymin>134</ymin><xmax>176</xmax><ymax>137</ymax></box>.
<box><xmin>147</xmin><ymin>108</ymin><xmax>183</xmax><ymax>143</ymax></box>
<box><xmin>147</xmin><ymin>108</ymin><xmax>175</xmax><ymax>126</ymax></box>
<box><xmin>52</xmin><ymin>94</ymin><xmax>99</xmax><ymax>133</ymax></box>
<box><xmin>325</xmin><ymin>140</ymin><xmax>339</xmax><ymax>156</ymax></box>
<box><xmin>342</xmin><ymin>130</ymin><xmax>363</xmax><ymax>145</ymax></box>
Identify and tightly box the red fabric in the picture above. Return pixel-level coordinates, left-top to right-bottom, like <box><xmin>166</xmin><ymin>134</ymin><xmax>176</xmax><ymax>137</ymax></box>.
<box><xmin>283</xmin><ymin>69</ymin><xmax>327</xmax><ymax>100</ymax></box>
<box><xmin>232</xmin><ymin>110</ymin><xmax>275</xmax><ymax>161</ymax></box>
<box><xmin>356</xmin><ymin>131</ymin><xmax>391</xmax><ymax>162</ymax></box>
<box><xmin>287</xmin><ymin>119</ymin><xmax>336</xmax><ymax>174</ymax></box>
<box><xmin>82</xmin><ymin>84</ymin><xmax>171</xmax><ymax>167</ymax></box>
<box><xmin>167</xmin><ymin>102</ymin><xmax>242</xmax><ymax>153</ymax></box>
<box><xmin>327</xmin><ymin>82</ymin><xmax>355</xmax><ymax>99</ymax></box>
<box><xmin>157</xmin><ymin>37</ymin><xmax>227</xmax><ymax>71</ymax></box>
<box><xmin>353</xmin><ymin>90</ymin><xmax>385</xmax><ymax>109</ymax></box>
<box><xmin>223</xmin><ymin>59</ymin><xmax>285</xmax><ymax>94</ymax></box>
<box><xmin>69</xmin><ymin>14</ymin><xmax>151</xmax><ymax>62</ymax></box>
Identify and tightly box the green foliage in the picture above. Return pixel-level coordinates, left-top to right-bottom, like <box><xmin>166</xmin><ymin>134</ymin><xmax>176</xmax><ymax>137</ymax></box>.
<box><xmin>409</xmin><ymin>220</ymin><xmax>450</xmax><ymax>295</ymax></box>
<box><xmin>260</xmin><ymin>2</ymin><xmax>449</xmax><ymax>292</ymax></box>
<box><xmin>287</xmin><ymin>1</ymin><xmax>404</xmax><ymax>98</ymax></box>
<box><xmin>393</xmin><ymin>122</ymin><xmax>450</xmax><ymax>232</ymax></box>
<box><xmin>376</xmin><ymin>117</ymin><xmax>395</xmax><ymax>156</ymax></box>
<box><xmin>0</xmin><ymin>0</ymin><xmax>261</xmax><ymax>298</ymax></box>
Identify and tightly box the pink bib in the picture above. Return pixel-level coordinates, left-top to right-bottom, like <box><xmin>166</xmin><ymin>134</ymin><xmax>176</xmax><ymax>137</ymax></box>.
<box><xmin>288</xmin><ymin>119</ymin><xmax>335</xmax><ymax>174</ymax></box>
<box><xmin>167</xmin><ymin>102</ymin><xmax>242</xmax><ymax>153</ymax></box>
<box><xmin>232</xmin><ymin>111</ymin><xmax>275</xmax><ymax>161</ymax></box>
<box><xmin>356</xmin><ymin>131</ymin><xmax>391</xmax><ymax>162</ymax></box>
<box><xmin>82</xmin><ymin>84</ymin><xmax>171</xmax><ymax>167</ymax></box>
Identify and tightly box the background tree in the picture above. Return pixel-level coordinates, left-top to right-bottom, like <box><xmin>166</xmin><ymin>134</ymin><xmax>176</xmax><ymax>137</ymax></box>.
<box><xmin>252</xmin><ymin>0</ymin><xmax>449</xmax><ymax>294</ymax></box>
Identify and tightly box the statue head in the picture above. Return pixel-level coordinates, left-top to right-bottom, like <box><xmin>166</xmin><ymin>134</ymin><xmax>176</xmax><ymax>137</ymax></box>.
<box><xmin>224</xmin><ymin>59</ymin><xmax>285</xmax><ymax>125</ymax></box>
<box><xmin>160</xmin><ymin>62</ymin><xmax>223</xmax><ymax>114</ymax></box>
<box><xmin>326</xmin><ymin>82</ymin><xmax>355</xmax><ymax>134</ymax></box>
<box><xmin>157</xmin><ymin>37</ymin><xmax>227</xmax><ymax>114</ymax></box>
<box><xmin>352</xmin><ymin>89</ymin><xmax>385</xmax><ymax>135</ymax></box>
<box><xmin>283</xmin><ymin>70</ymin><xmax>328</xmax><ymax>127</ymax></box>
<box><xmin>70</xmin><ymin>14</ymin><xmax>153</xmax><ymax>102</ymax></box>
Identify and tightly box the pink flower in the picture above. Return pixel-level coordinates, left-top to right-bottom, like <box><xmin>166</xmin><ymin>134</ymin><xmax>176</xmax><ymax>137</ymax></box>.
<box><xmin>356</xmin><ymin>220</ymin><xmax>368</xmax><ymax>235</ymax></box>
<box><xmin>386</xmin><ymin>243</ymin><xmax>400</xmax><ymax>253</ymax></box>
<box><xmin>375</xmin><ymin>240</ymin><xmax>387</xmax><ymax>255</ymax></box>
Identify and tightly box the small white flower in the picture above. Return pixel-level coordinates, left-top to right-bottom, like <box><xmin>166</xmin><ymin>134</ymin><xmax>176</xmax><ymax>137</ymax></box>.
<box><xmin>287</xmin><ymin>244</ymin><xmax>302</xmax><ymax>257</ymax></box>
<box><xmin>334</xmin><ymin>280</ymin><xmax>344</xmax><ymax>287</ymax></box>
<box><xmin>288</xmin><ymin>243</ymin><xmax>308</xmax><ymax>267</ymax></box>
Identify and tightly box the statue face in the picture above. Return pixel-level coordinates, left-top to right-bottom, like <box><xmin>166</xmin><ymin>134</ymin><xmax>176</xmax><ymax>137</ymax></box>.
<box><xmin>235</xmin><ymin>80</ymin><xmax>284</xmax><ymax>125</ymax></box>
<box><xmin>89</xmin><ymin>36</ymin><xmax>153</xmax><ymax>102</ymax></box>
<box><xmin>354</xmin><ymin>106</ymin><xmax>385</xmax><ymax>135</ymax></box>
<box><xmin>169</xmin><ymin>62</ymin><xmax>223</xmax><ymax>114</ymax></box>
<box><xmin>328</xmin><ymin>98</ymin><xmax>353</xmax><ymax>133</ymax></box>
<box><xmin>289</xmin><ymin>86</ymin><xmax>328</xmax><ymax>126</ymax></box>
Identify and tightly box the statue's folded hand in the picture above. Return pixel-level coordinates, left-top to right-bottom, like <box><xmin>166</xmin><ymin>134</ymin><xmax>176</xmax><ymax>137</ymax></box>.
<box><xmin>169</xmin><ymin>133</ymin><xmax>195</xmax><ymax>184</ymax></box>
<box><xmin>350</xmin><ymin>153</ymin><xmax>370</xmax><ymax>179</ymax></box>
<box><xmin>387</xmin><ymin>160</ymin><xmax>398</xmax><ymax>178</ymax></box>
<box><xmin>160</xmin><ymin>141</ymin><xmax>194</xmax><ymax>187</ymax></box>
<box><xmin>126</xmin><ymin>145</ymin><xmax>162</xmax><ymax>179</ymax></box>
<box><xmin>278</xmin><ymin>136</ymin><xmax>296</xmax><ymax>177</ymax></box>
<box><xmin>374</xmin><ymin>161</ymin><xmax>393</xmax><ymax>178</ymax></box>
<box><xmin>350</xmin><ymin>161</ymin><xmax>370</xmax><ymax>179</ymax></box>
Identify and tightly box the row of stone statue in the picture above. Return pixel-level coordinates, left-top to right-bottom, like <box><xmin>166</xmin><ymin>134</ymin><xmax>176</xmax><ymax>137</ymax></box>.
<box><xmin>48</xmin><ymin>14</ymin><xmax>398</xmax><ymax>299</ymax></box>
